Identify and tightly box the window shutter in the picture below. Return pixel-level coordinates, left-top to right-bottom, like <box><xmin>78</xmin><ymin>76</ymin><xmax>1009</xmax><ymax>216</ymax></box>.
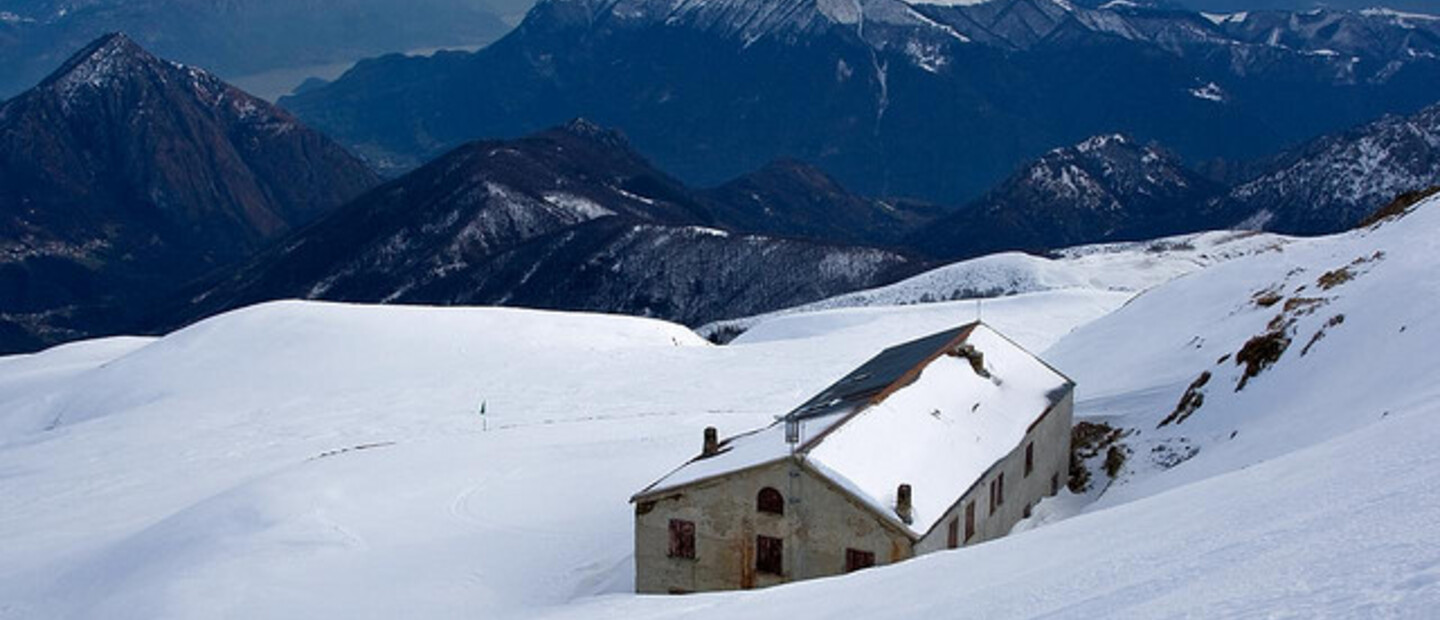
<box><xmin>668</xmin><ymin>519</ymin><xmax>695</xmax><ymax>559</ymax></box>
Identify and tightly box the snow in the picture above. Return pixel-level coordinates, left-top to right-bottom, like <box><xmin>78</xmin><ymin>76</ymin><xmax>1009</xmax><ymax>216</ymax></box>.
<box><xmin>0</xmin><ymin>291</ymin><xmax>1108</xmax><ymax>619</ymax></box>
<box><xmin>908</xmin><ymin>0</ymin><xmax>995</xmax><ymax>6</ymax></box>
<box><xmin>1097</xmin><ymin>0</ymin><xmax>1140</xmax><ymax>10</ymax></box>
<box><xmin>1201</xmin><ymin>11</ymin><xmax>1247</xmax><ymax>25</ymax></box>
<box><xmin>701</xmin><ymin>229</ymin><xmax>1287</xmax><ymax>339</ymax></box>
<box><xmin>1360</xmin><ymin>7</ymin><xmax>1440</xmax><ymax>27</ymax></box>
<box><xmin>541</xmin><ymin>192</ymin><xmax>615</xmax><ymax>219</ymax></box>
<box><xmin>5</xmin><ymin>194</ymin><xmax>1440</xmax><ymax>617</ymax></box>
<box><xmin>806</xmin><ymin>324</ymin><xmax>1068</xmax><ymax>533</ymax></box>
<box><xmin>1189</xmin><ymin>81</ymin><xmax>1225</xmax><ymax>102</ymax></box>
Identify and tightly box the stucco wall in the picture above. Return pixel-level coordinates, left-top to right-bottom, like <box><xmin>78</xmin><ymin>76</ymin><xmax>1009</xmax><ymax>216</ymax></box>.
<box><xmin>634</xmin><ymin>459</ymin><xmax>914</xmax><ymax>594</ymax></box>
<box><xmin>914</xmin><ymin>389</ymin><xmax>1074</xmax><ymax>555</ymax></box>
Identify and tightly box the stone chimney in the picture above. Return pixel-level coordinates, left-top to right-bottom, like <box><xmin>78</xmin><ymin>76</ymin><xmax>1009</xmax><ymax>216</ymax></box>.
<box><xmin>896</xmin><ymin>483</ymin><xmax>913</xmax><ymax>524</ymax></box>
<box><xmin>702</xmin><ymin>426</ymin><xmax>719</xmax><ymax>457</ymax></box>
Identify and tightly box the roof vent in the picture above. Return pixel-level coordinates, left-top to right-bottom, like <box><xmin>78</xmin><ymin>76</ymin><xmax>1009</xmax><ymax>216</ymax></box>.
<box><xmin>950</xmin><ymin>344</ymin><xmax>991</xmax><ymax>378</ymax></box>
<box><xmin>896</xmin><ymin>483</ymin><xmax>913</xmax><ymax>525</ymax></box>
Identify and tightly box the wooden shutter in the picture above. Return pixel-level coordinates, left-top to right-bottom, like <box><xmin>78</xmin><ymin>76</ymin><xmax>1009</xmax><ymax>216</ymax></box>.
<box><xmin>965</xmin><ymin>501</ymin><xmax>976</xmax><ymax>541</ymax></box>
<box><xmin>668</xmin><ymin>519</ymin><xmax>695</xmax><ymax>559</ymax></box>
<box><xmin>947</xmin><ymin>518</ymin><xmax>959</xmax><ymax>549</ymax></box>
<box><xmin>1025</xmin><ymin>442</ymin><xmax>1035</xmax><ymax>477</ymax></box>
<box><xmin>845</xmin><ymin>548</ymin><xmax>876</xmax><ymax>573</ymax></box>
<box><xmin>756</xmin><ymin>535</ymin><xmax>783</xmax><ymax>575</ymax></box>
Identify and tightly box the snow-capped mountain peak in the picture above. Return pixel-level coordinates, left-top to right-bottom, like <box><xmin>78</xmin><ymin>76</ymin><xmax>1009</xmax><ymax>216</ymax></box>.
<box><xmin>543</xmin><ymin>0</ymin><xmax>966</xmax><ymax>45</ymax></box>
<box><xmin>40</xmin><ymin>32</ymin><xmax>153</xmax><ymax>99</ymax></box>
<box><xmin>910</xmin><ymin>133</ymin><xmax>1221</xmax><ymax>258</ymax></box>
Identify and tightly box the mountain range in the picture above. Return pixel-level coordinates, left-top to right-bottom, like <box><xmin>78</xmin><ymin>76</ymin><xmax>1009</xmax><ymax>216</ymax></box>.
<box><xmin>4</xmin><ymin>24</ymin><xmax>1440</xmax><ymax>354</ymax></box>
<box><xmin>160</xmin><ymin>120</ymin><xmax>922</xmax><ymax>331</ymax></box>
<box><xmin>281</xmin><ymin>0</ymin><xmax>1440</xmax><ymax>206</ymax></box>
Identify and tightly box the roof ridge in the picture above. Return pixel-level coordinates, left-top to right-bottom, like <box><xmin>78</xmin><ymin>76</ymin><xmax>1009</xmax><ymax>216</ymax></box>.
<box><xmin>791</xmin><ymin>322</ymin><xmax>979</xmax><ymax>454</ymax></box>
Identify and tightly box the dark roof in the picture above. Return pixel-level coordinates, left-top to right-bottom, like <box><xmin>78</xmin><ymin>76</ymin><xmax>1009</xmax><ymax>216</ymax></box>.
<box><xmin>785</xmin><ymin>323</ymin><xmax>977</xmax><ymax>422</ymax></box>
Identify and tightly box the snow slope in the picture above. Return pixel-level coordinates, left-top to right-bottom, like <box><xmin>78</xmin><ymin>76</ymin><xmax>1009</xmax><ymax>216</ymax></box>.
<box><xmin>537</xmin><ymin>180</ymin><xmax>1440</xmax><ymax>619</ymax></box>
<box><xmin>4</xmin><ymin>196</ymin><xmax>1440</xmax><ymax>618</ymax></box>
<box><xmin>701</xmin><ymin>229</ymin><xmax>1287</xmax><ymax>339</ymax></box>
<box><xmin>0</xmin><ymin>293</ymin><xmax>1117</xmax><ymax>619</ymax></box>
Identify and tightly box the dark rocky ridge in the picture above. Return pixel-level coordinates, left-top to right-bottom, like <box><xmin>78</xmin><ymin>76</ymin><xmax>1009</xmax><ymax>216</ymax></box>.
<box><xmin>156</xmin><ymin>120</ymin><xmax>922</xmax><ymax>331</ymax></box>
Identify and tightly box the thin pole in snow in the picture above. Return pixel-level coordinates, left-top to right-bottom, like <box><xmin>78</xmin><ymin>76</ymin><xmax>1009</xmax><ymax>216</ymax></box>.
<box><xmin>480</xmin><ymin>400</ymin><xmax>488</xmax><ymax>432</ymax></box>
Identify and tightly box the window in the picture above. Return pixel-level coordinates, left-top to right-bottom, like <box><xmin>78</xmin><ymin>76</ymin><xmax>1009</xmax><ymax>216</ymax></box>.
<box><xmin>757</xmin><ymin>487</ymin><xmax>784</xmax><ymax>515</ymax></box>
<box><xmin>845</xmin><ymin>548</ymin><xmax>876</xmax><ymax>573</ymax></box>
<box><xmin>1051</xmin><ymin>472</ymin><xmax>1060</xmax><ymax>496</ymax></box>
<box><xmin>668</xmin><ymin>519</ymin><xmax>695</xmax><ymax>559</ymax></box>
<box><xmin>1023</xmin><ymin>502</ymin><xmax>1032</xmax><ymax>519</ymax></box>
<box><xmin>756</xmin><ymin>535</ymin><xmax>783</xmax><ymax>576</ymax></box>
<box><xmin>964</xmin><ymin>501</ymin><xmax>976</xmax><ymax>541</ymax></box>
<box><xmin>1025</xmin><ymin>442</ymin><xmax>1035</xmax><ymax>477</ymax></box>
<box><xmin>989</xmin><ymin>472</ymin><xmax>1005</xmax><ymax>515</ymax></box>
<box><xmin>947</xmin><ymin>518</ymin><xmax>959</xmax><ymax>549</ymax></box>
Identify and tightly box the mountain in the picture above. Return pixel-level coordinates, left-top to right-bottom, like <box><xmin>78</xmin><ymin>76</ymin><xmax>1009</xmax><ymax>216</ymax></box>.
<box><xmin>699</xmin><ymin>159</ymin><xmax>946</xmax><ymax>246</ymax></box>
<box><xmin>911</xmin><ymin>134</ymin><xmax>1223</xmax><ymax>259</ymax></box>
<box><xmin>0</xmin><ymin>33</ymin><xmax>380</xmax><ymax>353</ymax></box>
<box><xmin>1208</xmin><ymin>101</ymin><xmax>1440</xmax><ymax>234</ymax></box>
<box><xmin>281</xmin><ymin>0</ymin><xmax>1440</xmax><ymax>204</ymax></box>
<box><xmin>0</xmin><ymin>0</ymin><xmax>513</xmax><ymax>98</ymax></box>
<box><xmin>162</xmin><ymin>120</ymin><xmax>919</xmax><ymax>330</ymax></box>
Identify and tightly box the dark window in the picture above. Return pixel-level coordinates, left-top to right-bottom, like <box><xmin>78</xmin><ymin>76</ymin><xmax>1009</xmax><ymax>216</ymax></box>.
<box><xmin>757</xmin><ymin>487</ymin><xmax>784</xmax><ymax>515</ymax></box>
<box><xmin>1023</xmin><ymin>502</ymin><xmax>1032</xmax><ymax>519</ymax></box>
<box><xmin>990</xmin><ymin>472</ymin><xmax>1006</xmax><ymax>515</ymax></box>
<box><xmin>947</xmin><ymin>517</ymin><xmax>959</xmax><ymax>549</ymax></box>
<box><xmin>845</xmin><ymin>548</ymin><xmax>876</xmax><ymax>573</ymax></box>
<box><xmin>965</xmin><ymin>501</ymin><xmax>976</xmax><ymax>541</ymax></box>
<box><xmin>756</xmin><ymin>535</ymin><xmax>783</xmax><ymax>575</ymax></box>
<box><xmin>1025</xmin><ymin>442</ymin><xmax>1035</xmax><ymax>477</ymax></box>
<box><xmin>1051</xmin><ymin>472</ymin><xmax>1060</xmax><ymax>496</ymax></box>
<box><xmin>989</xmin><ymin>479</ymin><xmax>996</xmax><ymax>515</ymax></box>
<box><xmin>668</xmin><ymin>519</ymin><xmax>695</xmax><ymax>559</ymax></box>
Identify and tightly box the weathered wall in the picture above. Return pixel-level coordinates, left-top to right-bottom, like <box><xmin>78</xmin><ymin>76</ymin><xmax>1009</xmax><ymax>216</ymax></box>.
<box><xmin>634</xmin><ymin>459</ymin><xmax>913</xmax><ymax>594</ymax></box>
<box><xmin>914</xmin><ymin>390</ymin><xmax>1074</xmax><ymax>555</ymax></box>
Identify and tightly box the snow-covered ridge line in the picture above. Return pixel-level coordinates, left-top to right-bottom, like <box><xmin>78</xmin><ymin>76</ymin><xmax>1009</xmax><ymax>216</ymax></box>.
<box><xmin>700</xmin><ymin>229</ymin><xmax>1288</xmax><ymax>340</ymax></box>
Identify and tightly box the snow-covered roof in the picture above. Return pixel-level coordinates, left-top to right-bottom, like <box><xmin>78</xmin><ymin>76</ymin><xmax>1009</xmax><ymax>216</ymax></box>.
<box><xmin>633</xmin><ymin>322</ymin><xmax>1073</xmax><ymax>537</ymax></box>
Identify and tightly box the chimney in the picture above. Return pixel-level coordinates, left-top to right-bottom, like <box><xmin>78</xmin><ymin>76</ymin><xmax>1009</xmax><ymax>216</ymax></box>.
<box><xmin>952</xmin><ymin>344</ymin><xmax>990</xmax><ymax>378</ymax></box>
<box><xmin>896</xmin><ymin>483</ymin><xmax>913</xmax><ymax>524</ymax></box>
<box><xmin>702</xmin><ymin>426</ymin><xmax>719</xmax><ymax>457</ymax></box>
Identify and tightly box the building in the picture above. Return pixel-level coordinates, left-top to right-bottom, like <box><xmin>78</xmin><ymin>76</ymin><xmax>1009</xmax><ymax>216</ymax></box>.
<box><xmin>630</xmin><ymin>322</ymin><xmax>1075</xmax><ymax>593</ymax></box>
